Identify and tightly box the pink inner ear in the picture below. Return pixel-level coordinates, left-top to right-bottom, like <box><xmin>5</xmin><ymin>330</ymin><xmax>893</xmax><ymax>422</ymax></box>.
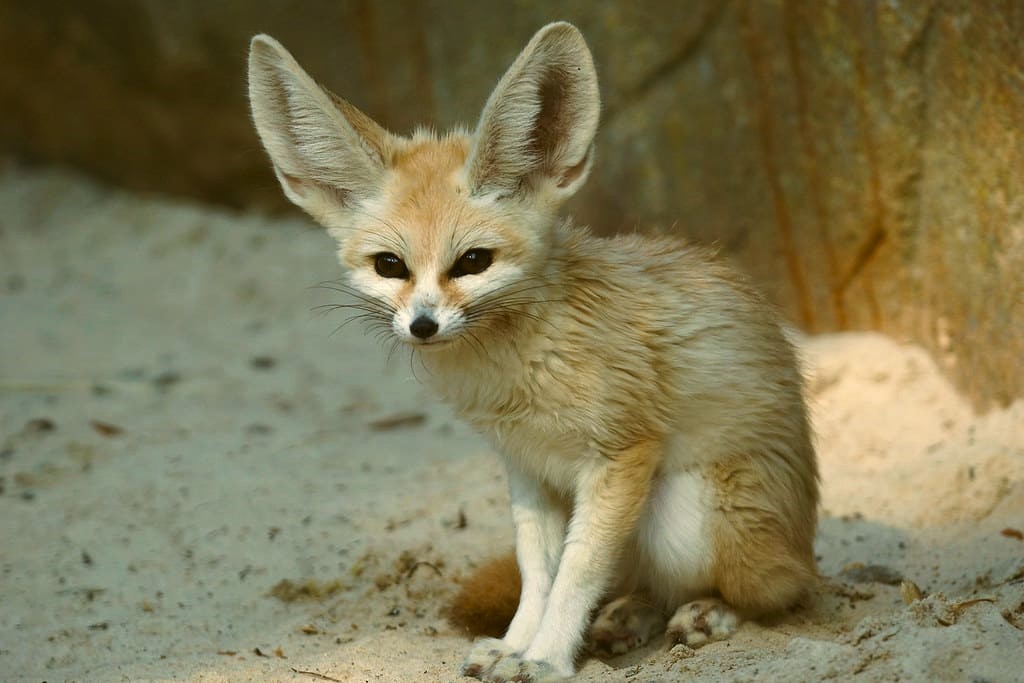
<box><xmin>279</xmin><ymin>169</ymin><xmax>308</xmax><ymax>197</ymax></box>
<box><xmin>279</xmin><ymin>167</ymin><xmax>352</xmax><ymax>205</ymax></box>
<box><xmin>557</xmin><ymin>148</ymin><xmax>591</xmax><ymax>189</ymax></box>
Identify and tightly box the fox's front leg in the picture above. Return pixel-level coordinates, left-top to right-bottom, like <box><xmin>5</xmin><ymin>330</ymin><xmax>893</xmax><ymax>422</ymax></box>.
<box><xmin>462</xmin><ymin>465</ymin><xmax>567</xmax><ymax>679</ymax></box>
<box><xmin>487</xmin><ymin>442</ymin><xmax>660</xmax><ymax>681</ymax></box>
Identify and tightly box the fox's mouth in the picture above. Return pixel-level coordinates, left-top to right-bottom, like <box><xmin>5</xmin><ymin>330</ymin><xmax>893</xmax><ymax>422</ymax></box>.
<box><xmin>408</xmin><ymin>337</ymin><xmax>455</xmax><ymax>350</ymax></box>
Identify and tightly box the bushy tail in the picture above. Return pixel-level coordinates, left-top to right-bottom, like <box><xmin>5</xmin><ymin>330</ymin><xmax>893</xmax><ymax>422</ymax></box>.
<box><xmin>446</xmin><ymin>553</ymin><xmax>521</xmax><ymax>638</ymax></box>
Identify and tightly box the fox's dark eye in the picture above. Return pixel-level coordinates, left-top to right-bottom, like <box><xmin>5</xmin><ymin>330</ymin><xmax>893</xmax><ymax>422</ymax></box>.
<box><xmin>374</xmin><ymin>252</ymin><xmax>409</xmax><ymax>279</ymax></box>
<box><xmin>450</xmin><ymin>248</ymin><xmax>493</xmax><ymax>278</ymax></box>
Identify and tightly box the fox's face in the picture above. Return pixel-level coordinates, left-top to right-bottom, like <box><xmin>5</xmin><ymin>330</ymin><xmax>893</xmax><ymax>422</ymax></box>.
<box><xmin>248</xmin><ymin>23</ymin><xmax>599</xmax><ymax>349</ymax></box>
<box><xmin>331</xmin><ymin>135</ymin><xmax>559</xmax><ymax>349</ymax></box>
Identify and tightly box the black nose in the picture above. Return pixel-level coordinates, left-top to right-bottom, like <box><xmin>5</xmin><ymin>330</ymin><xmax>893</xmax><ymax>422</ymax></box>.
<box><xmin>409</xmin><ymin>315</ymin><xmax>439</xmax><ymax>339</ymax></box>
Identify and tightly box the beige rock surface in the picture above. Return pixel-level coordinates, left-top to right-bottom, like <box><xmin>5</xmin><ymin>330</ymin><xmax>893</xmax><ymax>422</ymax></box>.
<box><xmin>1</xmin><ymin>1</ymin><xmax>1021</xmax><ymax>408</ymax></box>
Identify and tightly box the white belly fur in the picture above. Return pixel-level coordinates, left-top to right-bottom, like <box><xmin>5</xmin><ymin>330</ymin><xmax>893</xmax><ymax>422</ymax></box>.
<box><xmin>632</xmin><ymin>468</ymin><xmax>714</xmax><ymax>607</ymax></box>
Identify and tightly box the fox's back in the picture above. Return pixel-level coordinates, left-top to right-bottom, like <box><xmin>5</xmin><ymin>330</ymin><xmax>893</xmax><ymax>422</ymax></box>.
<box><xmin>560</xmin><ymin>229</ymin><xmax>812</xmax><ymax>461</ymax></box>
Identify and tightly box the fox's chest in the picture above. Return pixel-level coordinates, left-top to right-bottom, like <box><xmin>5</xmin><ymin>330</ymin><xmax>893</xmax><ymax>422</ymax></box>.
<box><xmin>457</xmin><ymin>384</ymin><xmax>591</xmax><ymax>453</ymax></box>
<box><xmin>472</xmin><ymin>409</ymin><xmax>593</xmax><ymax>491</ymax></box>
<box><xmin>434</xmin><ymin>351</ymin><xmax>597</xmax><ymax>488</ymax></box>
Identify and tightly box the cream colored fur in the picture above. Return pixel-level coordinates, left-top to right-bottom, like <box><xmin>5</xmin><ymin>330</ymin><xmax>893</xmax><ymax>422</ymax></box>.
<box><xmin>248</xmin><ymin>22</ymin><xmax>819</xmax><ymax>682</ymax></box>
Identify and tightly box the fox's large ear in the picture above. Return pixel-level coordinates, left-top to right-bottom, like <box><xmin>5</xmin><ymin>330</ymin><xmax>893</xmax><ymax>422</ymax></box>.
<box><xmin>467</xmin><ymin>22</ymin><xmax>600</xmax><ymax>202</ymax></box>
<box><xmin>248</xmin><ymin>35</ymin><xmax>391</xmax><ymax>222</ymax></box>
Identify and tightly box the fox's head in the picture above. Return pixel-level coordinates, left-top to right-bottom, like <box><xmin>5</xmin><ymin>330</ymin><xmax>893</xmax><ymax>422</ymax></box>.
<box><xmin>247</xmin><ymin>23</ymin><xmax>599</xmax><ymax>350</ymax></box>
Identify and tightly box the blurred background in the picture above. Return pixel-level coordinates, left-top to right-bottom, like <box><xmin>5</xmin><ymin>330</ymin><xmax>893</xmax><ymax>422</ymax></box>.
<box><xmin>1</xmin><ymin>0</ymin><xmax>1021</xmax><ymax>410</ymax></box>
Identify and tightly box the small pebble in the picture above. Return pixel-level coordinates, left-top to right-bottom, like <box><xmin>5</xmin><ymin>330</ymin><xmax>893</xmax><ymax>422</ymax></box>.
<box><xmin>153</xmin><ymin>371</ymin><xmax>181</xmax><ymax>391</ymax></box>
<box><xmin>250</xmin><ymin>356</ymin><xmax>276</xmax><ymax>370</ymax></box>
<box><xmin>25</xmin><ymin>418</ymin><xmax>56</xmax><ymax>433</ymax></box>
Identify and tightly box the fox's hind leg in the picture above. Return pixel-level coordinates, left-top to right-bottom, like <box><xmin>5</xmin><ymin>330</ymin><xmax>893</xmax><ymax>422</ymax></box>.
<box><xmin>665</xmin><ymin>513</ymin><xmax>812</xmax><ymax>650</ymax></box>
<box><xmin>695</xmin><ymin>454</ymin><xmax>819</xmax><ymax>638</ymax></box>
<box><xmin>647</xmin><ymin>454</ymin><xmax>817</xmax><ymax>650</ymax></box>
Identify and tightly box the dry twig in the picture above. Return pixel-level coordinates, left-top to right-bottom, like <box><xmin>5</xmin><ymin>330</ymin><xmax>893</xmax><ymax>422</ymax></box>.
<box><xmin>290</xmin><ymin>667</ymin><xmax>343</xmax><ymax>682</ymax></box>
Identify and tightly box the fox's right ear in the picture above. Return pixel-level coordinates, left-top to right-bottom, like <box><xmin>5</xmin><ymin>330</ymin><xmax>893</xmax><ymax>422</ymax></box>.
<box><xmin>468</xmin><ymin>22</ymin><xmax>600</xmax><ymax>204</ymax></box>
<box><xmin>248</xmin><ymin>35</ymin><xmax>391</xmax><ymax>222</ymax></box>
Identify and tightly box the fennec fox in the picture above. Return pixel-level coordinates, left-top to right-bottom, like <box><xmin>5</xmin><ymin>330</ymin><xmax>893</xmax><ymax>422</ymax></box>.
<box><xmin>248</xmin><ymin>22</ymin><xmax>818</xmax><ymax>682</ymax></box>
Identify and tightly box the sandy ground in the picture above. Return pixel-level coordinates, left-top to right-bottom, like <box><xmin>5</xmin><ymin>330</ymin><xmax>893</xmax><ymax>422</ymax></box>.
<box><xmin>1</xmin><ymin>167</ymin><xmax>1022</xmax><ymax>683</ymax></box>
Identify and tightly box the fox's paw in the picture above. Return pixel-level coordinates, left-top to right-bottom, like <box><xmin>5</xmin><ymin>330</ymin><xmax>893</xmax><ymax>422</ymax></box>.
<box><xmin>666</xmin><ymin>598</ymin><xmax>739</xmax><ymax>648</ymax></box>
<box><xmin>488</xmin><ymin>654</ymin><xmax>568</xmax><ymax>683</ymax></box>
<box><xmin>461</xmin><ymin>640</ymin><xmax>569</xmax><ymax>683</ymax></box>
<box><xmin>589</xmin><ymin>594</ymin><xmax>666</xmax><ymax>656</ymax></box>
<box><xmin>461</xmin><ymin>638</ymin><xmax>517</xmax><ymax>680</ymax></box>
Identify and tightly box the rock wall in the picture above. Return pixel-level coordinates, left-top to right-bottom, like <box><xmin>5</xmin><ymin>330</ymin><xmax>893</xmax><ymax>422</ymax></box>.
<box><xmin>1</xmin><ymin>0</ymin><xmax>1020</xmax><ymax>409</ymax></box>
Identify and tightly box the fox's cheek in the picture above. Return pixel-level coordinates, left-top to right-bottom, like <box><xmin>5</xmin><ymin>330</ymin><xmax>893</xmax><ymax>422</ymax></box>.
<box><xmin>434</xmin><ymin>307</ymin><xmax>466</xmax><ymax>335</ymax></box>
<box><xmin>391</xmin><ymin>307</ymin><xmax>415</xmax><ymax>338</ymax></box>
<box><xmin>349</xmin><ymin>269</ymin><xmax>404</xmax><ymax>299</ymax></box>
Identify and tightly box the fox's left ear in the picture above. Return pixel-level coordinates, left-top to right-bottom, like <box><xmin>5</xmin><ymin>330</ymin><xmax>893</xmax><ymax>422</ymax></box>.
<box><xmin>248</xmin><ymin>35</ymin><xmax>393</xmax><ymax>223</ymax></box>
<box><xmin>468</xmin><ymin>22</ymin><xmax>600</xmax><ymax>203</ymax></box>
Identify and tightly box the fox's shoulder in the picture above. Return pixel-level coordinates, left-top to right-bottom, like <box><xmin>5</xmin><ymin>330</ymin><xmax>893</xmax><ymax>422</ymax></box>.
<box><xmin>556</xmin><ymin>225</ymin><xmax>758</xmax><ymax>304</ymax></box>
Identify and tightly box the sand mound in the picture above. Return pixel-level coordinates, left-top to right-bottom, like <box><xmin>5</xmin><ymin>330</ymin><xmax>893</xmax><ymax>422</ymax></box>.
<box><xmin>1</xmin><ymin>168</ymin><xmax>1021</xmax><ymax>682</ymax></box>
